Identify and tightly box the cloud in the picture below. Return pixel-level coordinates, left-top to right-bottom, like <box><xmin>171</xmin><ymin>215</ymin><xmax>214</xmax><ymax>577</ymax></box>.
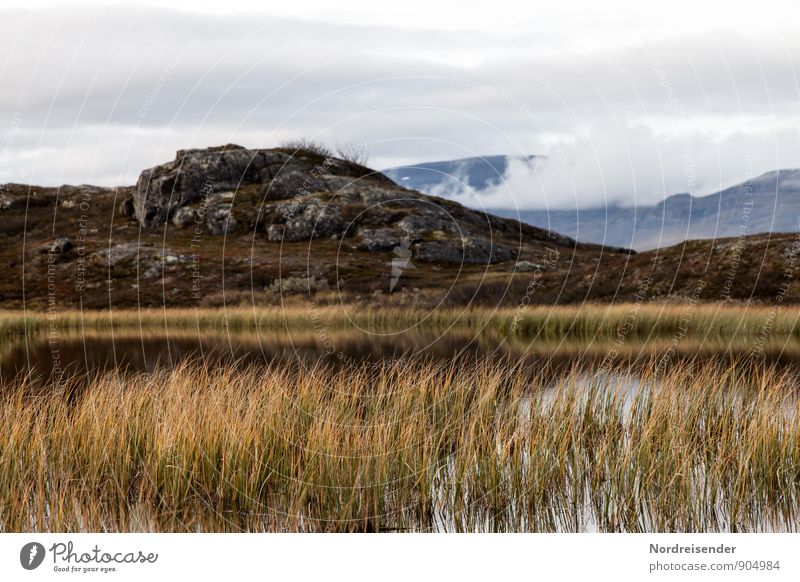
<box><xmin>0</xmin><ymin>4</ymin><xmax>799</xmax><ymax>199</ymax></box>
<box><xmin>431</xmin><ymin>121</ymin><xmax>800</xmax><ymax>210</ymax></box>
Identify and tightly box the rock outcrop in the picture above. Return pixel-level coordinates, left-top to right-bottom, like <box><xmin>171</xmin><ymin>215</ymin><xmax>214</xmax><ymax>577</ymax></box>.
<box><xmin>133</xmin><ymin>144</ymin><xmax>387</xmax><ymax>228</ymax></box>
<box><xmin>36</xmin><ymin>237</ymin><xmax>74</xmax><ymax>257</ymax></box>
<box><xmin>134</xmin><ymin>145</ymin><xmax>288</xmax><ymax>227</ymax></box>
<box><xmin>131</xmin><ymin>144</ymin><xmax>611</xmax><ymax>266</ymax></box>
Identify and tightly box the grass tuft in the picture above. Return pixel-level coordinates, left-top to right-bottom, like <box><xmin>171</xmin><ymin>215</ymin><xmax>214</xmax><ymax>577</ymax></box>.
<box><xmin>1</xmin><ymin>356</ymin><xmax>798</xmax><ymax>532</ymax></box>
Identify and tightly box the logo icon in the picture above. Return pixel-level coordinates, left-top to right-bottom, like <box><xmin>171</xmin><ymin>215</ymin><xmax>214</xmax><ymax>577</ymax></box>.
<box><xmin>390</xmin><ymin>236</ymin><xmax>415</xmax><ymax>292</ymax></box>
<box><xmin>20</xmin><ymin>542</ymin><xmax>46</xmax><ymax>570</ymax></box>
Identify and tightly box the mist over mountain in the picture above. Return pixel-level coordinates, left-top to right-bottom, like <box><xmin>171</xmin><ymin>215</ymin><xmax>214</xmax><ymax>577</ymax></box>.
<box><xmin>383</xmin><ymin>155</ymin><xmax>539</xmax><ymax>195</ymax></box>
<box><xmin>383</xmin><ymin>157</ymin><xmax>800</xmax><ymax>250</ymax></box>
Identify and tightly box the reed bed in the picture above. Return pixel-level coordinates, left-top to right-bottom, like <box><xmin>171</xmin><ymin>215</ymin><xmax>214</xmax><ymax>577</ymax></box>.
<box><xmin>0</xmin><ymin>306</ymin><xmax>492</xmax><ymax>337</ymax></box>
<box><xmin>1</xmin><ymin>303</ymin><xmax>798</xmax><ymax>340</ymax></box>
<box><xmin>1</xmin><ymin>357</ymin><xmax>799</xmax><ymax>532</ymax></box>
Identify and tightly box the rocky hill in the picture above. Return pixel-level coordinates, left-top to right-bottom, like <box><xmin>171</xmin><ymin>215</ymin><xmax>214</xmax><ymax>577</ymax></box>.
<box><xmin>385</xmin><ymin>157</ymin><xmax>800</xmax><ymax>251</ymax></box>
<box><xmin>1</xmin><ymin>145</ymin><xmax>798</xmax><ymax>310</ymax></box>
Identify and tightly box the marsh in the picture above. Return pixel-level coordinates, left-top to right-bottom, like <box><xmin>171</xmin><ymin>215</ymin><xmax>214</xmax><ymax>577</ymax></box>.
<box><xmin>1</xmin><ymin>305</ymin><xmax>800</xmax><ymax>532</ymax></box>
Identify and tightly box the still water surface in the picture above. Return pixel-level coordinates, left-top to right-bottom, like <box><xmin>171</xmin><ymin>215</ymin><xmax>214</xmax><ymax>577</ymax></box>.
<box><xmin>2</xmin><ymin>328</ymin><xmax>799</xmax><ymax>385</ymax></box>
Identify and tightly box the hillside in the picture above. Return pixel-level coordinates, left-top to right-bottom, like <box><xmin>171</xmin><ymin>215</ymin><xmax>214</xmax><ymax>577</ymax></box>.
<box><xmin>384</xmin><ymin>157</ymin><xmax>800</xmax><ymax>250</ymax></box>
<box><xmin>1</xmin><ymin>145</ymin><xmax>797</xmax><ymax>310</ymax></box>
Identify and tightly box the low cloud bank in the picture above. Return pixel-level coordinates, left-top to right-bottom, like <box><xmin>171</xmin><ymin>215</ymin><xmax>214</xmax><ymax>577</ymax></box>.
<box><xmin>429</xmin><ymin>122</ymin><xmax>800</xmax><ymax>210</ymax></box>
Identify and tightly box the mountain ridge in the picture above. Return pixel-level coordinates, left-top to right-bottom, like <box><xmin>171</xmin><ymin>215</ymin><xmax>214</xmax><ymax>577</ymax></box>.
<box><xmin>383</xmin><ymin>156</ymin><xmax>800</xmax><ymax>250</ymax></box>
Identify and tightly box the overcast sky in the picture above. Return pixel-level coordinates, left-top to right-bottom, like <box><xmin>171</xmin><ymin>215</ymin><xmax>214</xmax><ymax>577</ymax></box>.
<box><xmin>1</xmin><ymin>0</ymin><xmax>799</xmax><ymax>209</ymax></box>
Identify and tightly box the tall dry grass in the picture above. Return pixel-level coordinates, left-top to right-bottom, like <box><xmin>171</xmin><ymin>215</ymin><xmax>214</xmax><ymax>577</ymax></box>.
<box><xmin>2</xmin><ymin>303</ymin><xmax>798</xmax><ymax>340</ymax></box>
<box><xmin>1</xmin><ymin>357</ymin><xmax>798</xmax><ymax>532</ymax></box>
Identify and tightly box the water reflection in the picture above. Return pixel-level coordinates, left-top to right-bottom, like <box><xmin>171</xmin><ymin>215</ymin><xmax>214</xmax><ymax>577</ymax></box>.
<box><xmin>2</xmin><ymin>328</ymin><xmax>800</xmax><ymax>386</ymax></box>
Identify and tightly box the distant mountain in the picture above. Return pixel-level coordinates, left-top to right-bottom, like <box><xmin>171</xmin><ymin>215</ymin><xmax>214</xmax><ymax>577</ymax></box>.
<box><xmin>383</xmin><ymin>157</ymin><xmax>800</xmax><ymax>251</ymax></box>
<box><xmin>383</xmin><ymin>155</ymin><xmax>538</xmax><ymax>195</ymax></box>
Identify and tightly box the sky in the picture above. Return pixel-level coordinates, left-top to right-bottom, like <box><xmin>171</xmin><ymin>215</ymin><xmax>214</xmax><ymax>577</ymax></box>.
<box><xmin>1</xmin><ymin>0</ymin><xmax>799</xmax><ymax>209</ymax></box>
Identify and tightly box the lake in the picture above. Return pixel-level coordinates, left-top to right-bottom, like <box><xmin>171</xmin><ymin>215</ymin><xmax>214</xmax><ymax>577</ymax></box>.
<box><xmin>3</xmin><ymin>326</ymin><xmax>799</xmax><ymax>386</ymax></box>
<box><xmin>3</xmin><ymin>322</ymin><xmax>800</xmax><ymax>532</ymax></box>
